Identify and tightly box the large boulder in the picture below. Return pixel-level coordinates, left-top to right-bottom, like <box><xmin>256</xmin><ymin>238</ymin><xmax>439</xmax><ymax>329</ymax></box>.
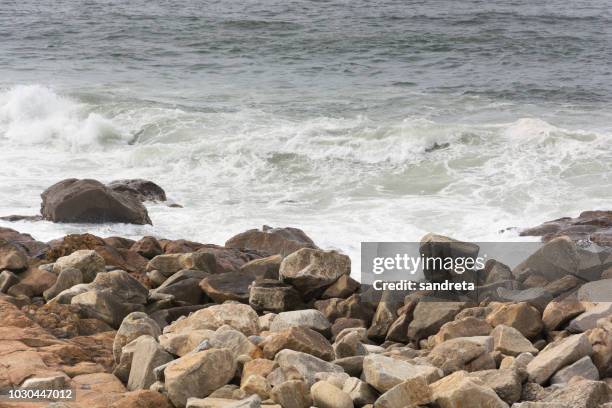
<box><xmin>279</xmin><ymin>248</ymin><xmax>350</xmax><ymax>296</ymax></box>
<box><xmin>164</xmin><ymin>303</ymin><xmax>260</xmax><ymax>336</ymax></box>
<box><xmin>486</xmin><ymin>302</ymin><xmax>543</xmax><ymax>339</ymax></box>
<box><xmin>41</xmin><ymin>178</ymin><xmax>152</xmax><ymax>224</ymax></box>
<box><xmin>263</xmin><ymin>327</ymin><xmax>334</xmax><ymax>361</ymax></box>
<box><xmin>550</xmin><ymin>356</ymin><xmax>599</xmax><ymax>384</ymax></box>
<box><xmin>107</xmin><ymin>179</ymin><xmax>167</xmax><ymax>202</ymax></box>
<box><xmin>520</xmin><ymin>210</ymin><xmax>612</xmax><ymax>247</ymax></box>
<box><xmin>468</xmin><ymin>369</ymin><xmax>522</xmax><ymax>405</ymax></box>
<box><xmin>512</xmin><ymin>236</ymin><xmax>579</xmax><ymax>281</ymax></box>
<box><xmin>165</xmin><ymin>348</ymin><xmax>237</xmax><ymax>408</ymax></box>
<box><xmin>249</xmin><ymin>279</ymin><xmax>302</xmax><ymax>313</ymax></box>
<box><xmin>43</xmin><ymin>267</ymin><xmax>83</xmax><ymax>301</ymax></box>
<box><xmin>362</xmin><ymin>354</ymin><xmax>442</xmax><ymax>392</ymax></box>
<box><xmin>526</xmin><ymin>333</ymin><xmax>593</xmax><ymax>384</ymax></box>
<box><xmin>89</xmin><ymin>269</ymin><xmax>149</xmax><ymax>305</ymax></box>
<box><xmin>226</xmin><ymin>226</ymin><xmax>317</xmax><ymax>257</ymax></box>
<box><xmin>577</xmin><ymin>278</ymin><xmax>612</xmax><ymax>302</ymax></box>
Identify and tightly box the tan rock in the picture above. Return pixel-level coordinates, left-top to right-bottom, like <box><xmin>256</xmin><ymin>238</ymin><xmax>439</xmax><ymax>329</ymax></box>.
<box><xmin>241</xmin><ymin>374</ymin><xmax>271</xmax><ymax>399</ymax></box>
<box><xmin>164</xmin><ymin>303</ymin><xmax>260</xmax><ymax>336</ymax></box>
<box><xmin>542</xmin><ymin>298</ymin><xmax>585</xmax><ymax>331</ymax></box>
<box><xmin>491</xmin><ymin>324</ymin><xmax>538</xmax><ymax>356</ymax></box>
<box><xmin>263</xmin><ymin>326</ymin><xmax>334</xmax><ymax>361</ymax></box>
<box><xmin>270</xmin><ymin>379</ymin><xmax>312</xmax><ymax>408</ymax></box>
<box><xmin>486</xmin><ymin>302</ymin><xmax>543</xmax><ymax>339</ymax></box>
<box><xmin>362</xmin><ymin>354</ymin><xmax>442</xmax><ymax>393</ymax></box>
<box><xmin>374</xmin><ymin>377</ymin><xmax>432</xmax><ymax>408</ymax></box>
<box><xmin>433</xmin><ymin>317</ymin><xmax>492</xmax><ymax>346</ymax></box>
<box><xmin>279</xmin><ymin>248</ymin><xmax>350</xmax><ymax>296</ymax></box>
<box><xmin>311</xmin><ymin>380</ymin><xmax>354</xmax><ymax>408</ymax></box>
<box><xmin>526</xmin><ymin>333</ymin><xmax>593</xmax><ymax>384</ymax></box>
<box><xmin>430</xmin><ymin>371</ymin><xmax>508</xmax><ymax>408</ymax></box>
<box><xmin>159</xmin><ymin>329</ymin><xmax>215</xmax><ymax>357</ymax></box>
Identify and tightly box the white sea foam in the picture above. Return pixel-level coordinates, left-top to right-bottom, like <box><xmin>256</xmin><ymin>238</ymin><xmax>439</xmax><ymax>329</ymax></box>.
<box><xmin>0</xmin><ymin>85</ymin><xmax>610</xmax><ymax>274</ymax></box>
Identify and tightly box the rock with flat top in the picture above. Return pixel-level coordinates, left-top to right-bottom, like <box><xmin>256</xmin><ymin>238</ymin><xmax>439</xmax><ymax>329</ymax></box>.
<box><xmin>226</xmin><ymin>226</ymin><xmax>317</xmax><ymax>257</ymax></box>
<box><xmin>526</xmin><ymin>333</ymin><xmax>593</xmax><ymax>384</ymax></box>
<box><xmin>362</xmin><ymin>354</ymin><xmax>442</xmax><ymax>393</ymax></box>
<box><xmin>491</xmin><ymin>324</ymin><xmax>538</xmax><ymax>356</ymax></box>
<box><xmin>279</xmin><ymin>248</ymin><xmax>350</xmax><ymax>296</ymax></box>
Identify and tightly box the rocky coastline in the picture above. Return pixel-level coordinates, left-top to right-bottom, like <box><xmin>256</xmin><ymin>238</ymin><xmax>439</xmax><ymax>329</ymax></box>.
<box><xmin>0</xmin><ymin>179</ymin><xmax>611</xmax><ymax>408</ymax></box>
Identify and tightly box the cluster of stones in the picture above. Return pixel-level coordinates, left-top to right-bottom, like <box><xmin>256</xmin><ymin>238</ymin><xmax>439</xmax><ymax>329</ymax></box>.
<box><xmin>1</xmin><ymin>207</ymin><xmax>612</xmax><ymax>407</ymax></box>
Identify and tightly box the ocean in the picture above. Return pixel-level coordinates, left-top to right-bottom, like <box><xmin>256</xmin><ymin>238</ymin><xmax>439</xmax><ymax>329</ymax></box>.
<box><xmin>1</xmin><ymin>0</ymin><xmax>611</xmax><ymax>264</ymax></box>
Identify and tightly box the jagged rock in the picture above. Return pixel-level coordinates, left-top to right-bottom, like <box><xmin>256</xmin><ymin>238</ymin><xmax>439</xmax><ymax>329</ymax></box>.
<box><xmin>513</xmin><ymin>236</ymin><xmax>579</xmax><ymax>282</ymax></box>
<box><xmin>491</xmin><ymin>325</ymin><xmax>538</xmax><ymax>356</ymax></box>
<box><xmin>588</xmin><ymin>316</ymin><xmax>612</xmax><ymax>377</ymax></box>
<box><xmin>0</xmin><ymin>239</ymin><xmax>28</xmax><ymax>271</ymax></box>
<box><xmin>241</xmin><ymin>374</ymin><xmax>271</xmax><ymax>399</ymax></box>
<box><xmin>270</xmin><ymin>309</ymin><xmax>331</xmax><ymax>335</ymax></box>
<box><xmin>274</xmin><ymin>350</ymin><xmax>344</xmax><ymax>386</ymax></box>
<box><xmin>210</xmin><ymin>326</ymin><xmax>261</xmax><ymax>359</ymax></box>
<box><xmin>430</xmin><ymin>371</ymin><xmax>508</xmax><ymax>408</ymax></box>
<box><xmin>53</xmin><ymin>249</ymin><xmax>105</xmax><ymax>282</ymax></box>
<box><xmin>114</xmin><ymin>335</ymin><xmax>148</xmax><ymax>382</ymax></box>
<box><xmin>159</xmin><ymin>330</ymin><xmax>215</xmax><ymax>357</ymax></box>
<box><xmin>468</xmin><ymin>369</ymin><xmax>522</xmax><ymax>405</ymax></box>
<box><xmin>130</xmin><ymin>236</ymin><xmax>163</xmax><ymax>259</ymax></box>
<box><xmin>41</xmin><ymin>178</ymin><xmax>152</xmax><ymax>224</ymax></box>
<box><xmin>311</xmin><ymin>380</ymin><xmax>354</xmax><ymax>408</ymax></box>
<box><xmin>433</xmin><ymin>317</ymin><xmax>492</xmax><ymax>346</ymax></box>
<box><xmin>43</xmin><ymin>267</ymin><xmax>83</xmax><ymax>301</ymax></box>
<box><xmin>263</xmin><ymin>326</ymin><xmax>334</xmax><ymax>361</ymax></box>
<box><xmin>550</xmin><ymin>356</ymin><xmax>599</xmax><ymax>384</ymax></box>
<box><xmin>483</xmin><ymin>260</ymin><xmax>514</xmax><ymax>284</ymax></box>
<box><xmin>107</xmin><ymin>179</ymin><xmax>167</xmax><ymax>202</ymax></box>
<box><xmin>526</xmin><ymin>333</ymin><xmax>593</xmax><ymax>384</ymax></box>
<box><xmin>321</xmin><ymin>275</ymin><xmax>360</xmax><ymax>299</ymax></box>
<box><xmin>315</xmin><ymin>294</ymin><xmax>375</xmax><ymax>325</ymax></box>
<box><xmin>486</xmin><ymin>302</ymin><xmax>543</xmax><ymax>339</ymax></box>
<box><xmin>367</xmin><ymin>291</ymin><xmax>402</xmax><ymax>341</ymax></box>
<box><xmin>155</xmin><ymin>277</ymin><xmax>206</xmax><ymax>305</ymax></box>
<box><xmin>226</xmin><ymin>226</ymin><xmax>317</xmax><ymax>257</ymax></box>
<box><xmin>127</xmin><ymin>335</ymin><xmax>173</xmax><ymax>390</ymax></box>
<box><xmin>200</xmin><ymin>271</ymin><xmax>255</xmax><ymax>303</ymax></box>
<box><xmin>496</xmin><ymin>287</ymin><xmax>552</xmax><ymax>312</ymax></box>
<box><xmin>240</xmin><ymin>255</ymin><xmax>282</xmax><ymax>280</ymax></box>
<box><xmin>270</xmin><ymin>379</ymin><xmax>312</xmax><ymax>408</ymax></box>
<box><xmin>362</xmin><ymin>354</ymin><xmax>442</xmax><ymax>393</ymax></box>
<box><xmin>51</xmin><ymin>282</ymin><xmax>90</xmax><ymax>304</ymax></box>
<box><xmin>540</xmin><ymin>379</ymin><xmax>610</xmax><ymax>408</ymax></box>
<box><xmin>334</xmin><ymin>331</ymin><xmax>367</xmax><ymax>359</ymax></box>
<box><xmin>577</xmin><ymin>279</ymin><xmax>612</xmax><ymax>302</ymax></box>
<box><xmin>342</xmin><ymin>377</ymin><xmax>377</xmax><ymax>407</ymax></box>
<box><xmin>113</xmin><ymin>312</ymin><xmax>161</xmax><ymax>363</ymax></box>
<box><xmin>71</xmin><ymin>289</ymin><xmax>144</xmax><ymax>328</ymax></box>
<box><xmin>332</xmin><ymin>318</ymin><xmax>366</xmax><ymax>340</ymax></box>
<box><xmin>333</xmin><ymin>356</ymin><xmax>364</xmax><ymax>378</ymax></box>
<box><xmin>164</xmin><ymin>303</ymin><xmax>260</xmax><ymax>336</ymax></box>
<box><xmin>428</xmin><ymin>337</ymin><xmax>490</xmax><ymax>375</ymax></box>
<box><xmin>544</xmin><ymin>275</ymin><xmax>580</xmax><ymax>297</ymax></box>
<box><xmin>147</xmin><ymin>252</ymin><xmax>216</xmax><ymax>281</ymax></box>
<box><xmin>373</xmin><ymin>377</ymin><xmax>432</xmax><ymax>408</ymax></box>
<box><xmin>568</xmin><ymin>303</ymin><xmax>612</xmax><ymax>332</ymax></box>
<box><xmin>419</xmin><ymin>234</ymin><xmax>480</xmax><ymax>282</ymax></box>
<box><xmin>89</xmin><ymin>269</ymin><xmax>149</xmax><ymax>304</ymax></box>
<box><xmin>242</xmin><ymin>359</ymin><xmax>277</xmax><ymax>385</ymax></box>
<box><xmin>0</xmin><ymin>270</ymin><xmax>19</xmax><ymax>293</ymax></box>
<box><xmin>542</xmin><ymin>298</ymin><xmax>585</xmax><ymax>331</ymax></box>
<box><xmin>407</xmin><ymin>300</ymin><xmax>467</xmax><ymax>341</ymax></box>
<box><xmin>249</xmin><ymin>279</ymin><xmax>302</xmax><ymax>313</ymax></box>
<box><xmin>165</xmin><ymin>348</ymin><xmax>237</xmax><ymax>407</ymax></box>
<box><xmin>279</xmin><ymin>248</ymin><xmax>350</xmax><ymax>296</ymax></box>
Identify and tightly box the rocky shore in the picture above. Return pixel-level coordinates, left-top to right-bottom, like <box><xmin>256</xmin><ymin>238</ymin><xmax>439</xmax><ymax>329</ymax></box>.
<box><xmin>0</xmin><ymin>180</ymin><xmax>611</xmax><ymax>408</ymax></box>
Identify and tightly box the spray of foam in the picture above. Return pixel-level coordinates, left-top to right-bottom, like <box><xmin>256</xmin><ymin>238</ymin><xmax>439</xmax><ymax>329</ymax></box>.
<box><xmin>0</xmin><ymin>84</ymin><xmax>124</xmax><ymax>150</ymax></box>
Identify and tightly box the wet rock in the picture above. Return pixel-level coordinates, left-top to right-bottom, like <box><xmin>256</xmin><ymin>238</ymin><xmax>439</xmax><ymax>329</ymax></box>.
<box><xmin>407</xmin><ymin>300</ymin><xmax>467</xmax><ymax>341</ymax></box>
<box><xmin>373</xmin><ymin>376</ymin><xmax>432</xmax><ymax>408</ymax></box>
<box><xmin>491</xmin><ymin>324</ymin><xmax>538</xmax><ymax>356</ymax></box>
<box><xmin>130</xmin><ymin>236</ymin><xmax>163</xmax><ymax>259</ymax></box>
<box><xmin>270</xmin><ymin>379</ymin><xmax>312</xmax><ymax>408</ymax></box>
<box><xmin>311</xmin><ymin>380</ymin><xmax>354</xmax><ymax>408</ymax></box>
<box><xmin>53</xmin><ymin>249</ymin><xmax>106</xmax><ymax>283</ymax></box>
<box><xmin>165</xmin><ymin>348</ymin><xmax>237</xmax><ymax>407</ymax></box>
<box><xmin>279</xmin><ymin>248</ymin><xmax>350</xmax><ymax>296</ymax></box>
<box><xmin>164</xmin><ymin>303</ymin><xmax>260</xmax><ymax>336</ymax></box>
<box><xmin>520</xmin><ymin>210</ymin><xmax>612</xmax><ymax>247</ymax></box>
<box><xmin>200</xmin><ymin>271</ymin><xmax>255</xmax><ymax>303</ymax></box>
<box><xmin>430</xmin><ymin>371</ymin><xmax>508</xmax><ymax>408</ymax></box>
<box><xmin>43</xmin><ymin>267</ymin><xmax>83</xmax><ymax>301</ymax></box>
<box><xmin>550</xmin><ymin>356</ymin><xmax>599</xmax><ymax>384</ymax></box>
<box><xmin>107</xmin><ymin>179</ymin><xmax>167</xmax><ymax>202</ymax></box>
<box><xmin>542</xmin><ymin>298</ymin><xmax>586</xmax><ymax>332</ymax></box>
<box><xmin>41</xmin><ymin>178</ymin><xmax>152</xmax><ymax>224</ymax></box>
<box><xmin>127</xmin><ymin>335</ymin><xmax>173</xmax><ymax>390</ymax></box>
<box><xmin>486</xmin><ymin>302</ymin><xmax>543</xmax><ymax>339</ymax></box>
<box><xmin>526</xmin><ymin>333</ymin><xmax>593</xmax><ymax>384</ymax></box>
<box><xmin>226</xmin><ymin>226</ymin><xmax>317</xmax><ymax>257</ymax></box>
<box><xmin>468</xmin><ymin>369</ymin><xmax>522</xmax><ymax>405</ymax></box>
<box><xmin>362</xmin><ymin>354</ymin><xmax>442</xmax><ymax>392</ymax></box>
<box><xmin>263</xmin><ymin>326</ymin><xmax>334</xmax><ymax>361</ymax></box>
<box><xmin>113</xmin><ymin>312</ymin><xmax>161</xmax><ymax>363</ymax></box>
<box><xmin>274</xmin><ymin>349</ymin><xmax>344</xmax><ymax>386</ymax></box>
<box><xmin>270</xmin><ymin>309</ymin><xmax>331</xmax><ymax>335</ymax></box>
